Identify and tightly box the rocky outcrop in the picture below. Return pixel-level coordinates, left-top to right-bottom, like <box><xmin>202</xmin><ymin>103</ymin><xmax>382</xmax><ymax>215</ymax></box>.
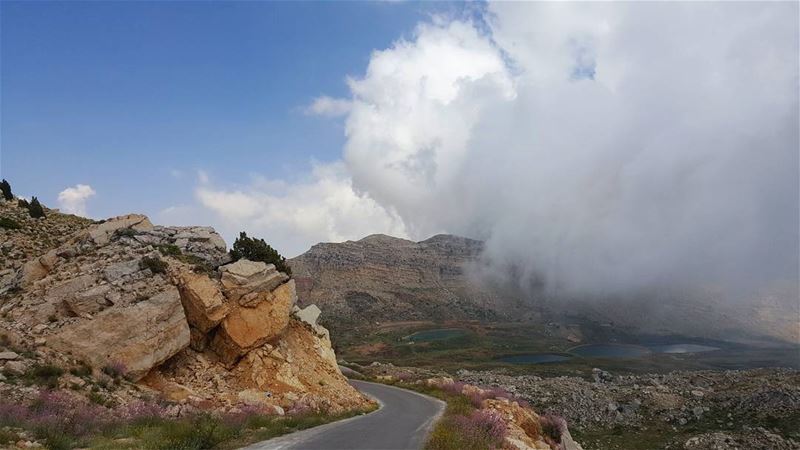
<box><xmin>220</xmin><ymin>260</ymin><xmax>288</xmax><ymax>302</ymax></box>
<box><xmin>88</xmin><ymin>214</ymin><xmax>153</xmax><ymax>246</ymax></box>
<box><xmin>211</xmin><ymin>279</ymin><xmax>296</xmax><ymax>366</ymax></box>
<box><xmin>50</xmin><ymin>287</ymin><xmax>190</xmax><ymax>381</ymax></box>
<box><xmin>177</xmin><ymin>272</ymin><xmax>229</xmax><ymax>333</ymax></box>
<box><xmin>0</xmin><ymin>206</ymin><xmax>371</xmax><ymax>415</ymax></box>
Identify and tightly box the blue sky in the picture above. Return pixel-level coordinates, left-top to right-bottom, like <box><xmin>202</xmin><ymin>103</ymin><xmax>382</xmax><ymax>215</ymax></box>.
<box><xmin>0</xmin><ymin>1</ymin><xmax>468</xmax><ymax>219</ymax></box>
<box><xmin>1</xmin><ymin>1</ymin><xmax>796</xmax><ymax>296</ymax></box>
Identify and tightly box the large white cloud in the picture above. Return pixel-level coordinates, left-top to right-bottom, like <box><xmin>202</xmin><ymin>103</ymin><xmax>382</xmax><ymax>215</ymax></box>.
<box><xmin>196</xmin><ymin>2</ymin><xmax>797</xmax><ymax>300</ymax></box>
<box><xmin>57</xmin><ymin>184</ymin><xmax>96</xmax><ymax>217</ymax></box>
<box><xmin>338</xmin><ymin>3</ymin><xmax>798</xmax><ymax>297</ymax></box>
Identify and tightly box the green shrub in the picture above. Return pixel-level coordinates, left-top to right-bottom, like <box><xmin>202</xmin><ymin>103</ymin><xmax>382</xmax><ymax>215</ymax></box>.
<box><xmin>0</xmin><ymin>179</ymin><xmax>12</xmax><ymax>201</ymax></box>
<box><xmin>114</xmin><ymin>228</ymin><xmax>138</xmax><ymax>238</ymax></box>
<box><xmin>140</xmin><ymin>256</ymin><xmax>168</xmax><ymax>275</ymax></box>
<box><xmin>0</xmin><ymin>217</ymin><xmax>20</xmax><ymax>230</ymax></box>
<box><xmin>69</xmin><ymin>361</ymin><xmax>93</xmax><ymax>377</ymax></box>
<box><xmin>17</xmin><ymin>198</ymin><xmax>29</xmax><ymax>209</ymax></box>
<box><xmin>229</xmin><ymin>232</ymin><xmax>291</xmax><ymax>275</ymax></box>
<box><xmin>25</xmin><ymin>363</ymin><xmax>64</xmax><ymax>387</ymax></box>
<box><xmin>156</xmin><ymin>244</ymin><xmax>182</xmax><ymax>257</ymax></box>
<box><xmin>102</xmin><ymin>361</ymin><xmax>127</xmax><ymax>380</ymax></box>
<box><xmin>27</xmin><ymin>197</ymin><xmax>45</xmax><ymax>219</ymax></box>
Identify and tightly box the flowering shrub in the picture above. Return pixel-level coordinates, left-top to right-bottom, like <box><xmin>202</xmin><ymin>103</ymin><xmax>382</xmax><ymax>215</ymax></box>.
<box><xmin>117</xmin><ymin>400</ymin><xmax>167</xmax><ymax>424</ymax></box>
<box><xmin>464</xmin><ymin>386</ymin><xmax>517</xmax><ymax>408</ymax></box>
<box><xmin>396</xmin><ymin>372</ymin><xmax>414</xmax><ymax>382</ymax></box>
<box><xmin>452</xmin><ymin>409</ymin><xmax>508</xmax><ymax>442</ymax></box>
<box><xmin>101</xmin><ymin>361</ymin><xmax>127</xmax><ymax>380</ymax></box>
<box><xmin>540</xmin><ymin>413</ymin><xmax>567</xmax><ymax>449</ymax></box>
<box><xmin>287</xmin><ymin>397</ymin><xmax>317</xmax><ymax>416</ymax></box>
<box><xmin>428</xmin><ymin>409</ymin><xmax>508</xmax><ymax>450</ymax></box>
<box><xmin>439</xmin><ymin>380</ymin><xmax>468</xmax><ymax>396</ymax></box>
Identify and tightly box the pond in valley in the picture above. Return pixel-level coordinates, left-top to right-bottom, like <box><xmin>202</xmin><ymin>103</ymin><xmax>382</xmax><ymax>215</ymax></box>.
<box><xmin>569</xmin><ymin>344</ymin><xmax>653</xmax><ymax>359</ymax></box>
<box><xmin>648</xmin><ymin>344</ymin><xmax>720</xmax><ymax>354</ymax></box>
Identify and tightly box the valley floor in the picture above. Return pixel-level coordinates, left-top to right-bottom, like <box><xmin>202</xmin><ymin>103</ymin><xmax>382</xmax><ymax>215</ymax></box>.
<box><xmin>338</xmin><ymin>320</ymin><xmax>800</xmax><ymax>450</ymax></box>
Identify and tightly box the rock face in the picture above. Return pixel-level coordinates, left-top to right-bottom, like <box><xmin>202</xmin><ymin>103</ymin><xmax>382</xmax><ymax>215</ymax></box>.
<box><xmin>177</xmin><ymin>272</ymin><xmax>229</xmax><ymax>333</ymax></box>
<box><xmin>0</xmin><ymin>203</ymin><xmax>371</xmax><ymax>415</ymax></box>
<box><xmin>220</xmin><ymin>260</ymin><xmax>288</xmax><ymax>302</ymax></box>
<box><xmin>50</xmin><ymin>287</ymin><xmax>190</xmax><ymax>381</ymax></box>
<box><xmin>212</xmin><ymin>279</ymin><xmax>296</xmax><ymax>366</ymax></box>
<box><xmin>291</xmin><ymin>233</ymin><xmax>800</xmax><ymax>344</ymax></box>
<box><xmin>289</xmin><ymin>234</ymin><xmax>518</xmax><ymax>334</ymax></box>
<box><xmin>89</xmin><ymin>214</ymin><xmax>153</xmax><ymax>246</ymax></box>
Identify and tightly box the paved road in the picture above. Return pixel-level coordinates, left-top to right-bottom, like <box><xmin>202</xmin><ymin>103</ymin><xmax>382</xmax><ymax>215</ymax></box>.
<box><xmin>242</xmin><ymin>380</ymin><xmax>445</xmax><ymax>450</ymax></box>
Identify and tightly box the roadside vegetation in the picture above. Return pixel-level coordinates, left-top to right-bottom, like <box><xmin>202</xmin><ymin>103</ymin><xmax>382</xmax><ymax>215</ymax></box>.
<box><xmin>0</xmin><ymin>389</ymin><xmax>373</xmax><ymax>450</ymax></box>
<box><xmin>376</xmin><ymin>379</ymin><xmax>519</xmax><ymax>450</ymax></box>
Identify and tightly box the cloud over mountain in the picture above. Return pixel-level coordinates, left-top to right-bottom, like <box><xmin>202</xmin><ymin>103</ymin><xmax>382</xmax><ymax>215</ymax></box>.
<box><xmin>199</xmin><ymin>2</ymin><xmax>798</xmax><ymax>299</ymax></box>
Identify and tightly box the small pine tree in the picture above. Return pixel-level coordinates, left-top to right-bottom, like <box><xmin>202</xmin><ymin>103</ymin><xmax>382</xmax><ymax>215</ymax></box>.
<box><xmin>17</xmin><ymin>198</ymin><xmax>29</xmax><ymax>209</ymax></box>
<box><xmin>229</xmin><ymin>231</ymin><xmax>292</xmax><ymax>276</ymax></box>
<box><xmin>28</xmin><ymin>197</ymin><xmax>46</xmax><ymax>219</ymax></box>
<box><xmin>0</xmin><ymin>179</ymin><xmax>12</xmax><ymax>201</ymax></box>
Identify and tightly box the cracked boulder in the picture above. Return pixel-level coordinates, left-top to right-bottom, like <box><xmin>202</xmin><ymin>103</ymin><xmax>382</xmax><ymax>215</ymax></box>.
<box><xmin>49</xmin><ymin>287</ymin><xmax>189</xmax><ymax>381</ymax></box>
<box><xmin>211</xmin><ymin>279</ymin><xmax>296</xmax><ymax>366</ymax></box>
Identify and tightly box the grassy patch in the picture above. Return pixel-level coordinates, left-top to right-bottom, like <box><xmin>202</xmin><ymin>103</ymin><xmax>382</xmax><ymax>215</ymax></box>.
<box><xmin>140</xmin><ymin>256</ymin><xmax>168</xmax><ymax>275</ymax></box>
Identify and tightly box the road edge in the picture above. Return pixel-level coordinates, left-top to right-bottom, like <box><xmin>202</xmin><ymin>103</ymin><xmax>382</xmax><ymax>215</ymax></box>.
<box><xmin>239</xmin><ymin>379</ymin><xmax>446</xmax><ymax>450</ymax></box>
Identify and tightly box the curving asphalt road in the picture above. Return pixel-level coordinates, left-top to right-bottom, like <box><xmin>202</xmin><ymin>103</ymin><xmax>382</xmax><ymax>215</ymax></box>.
<box><xmin>242</xmin><ymin>380</ymin><xmax>445</xmax><ymax>450</ymax></box>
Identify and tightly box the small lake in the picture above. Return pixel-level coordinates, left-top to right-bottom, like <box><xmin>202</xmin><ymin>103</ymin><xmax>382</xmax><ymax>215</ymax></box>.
<box><xmin>649</xmin><ymin>344</ymin><xmax>720</xmax><ymax>354</ymax></box>
<box><xmin>404</xmin><ymin>328</ymin><xmax>468</xmax><ymax>342</ymax></box>
<box><xmin>497</xmin><ymin>353</ymin><xmax>573</xmax><ymax>364</ymax></box>
<box><xmin>569</xmin><ymin>344</ymin><xmax>652</xmax><ymax>359</ymax></box>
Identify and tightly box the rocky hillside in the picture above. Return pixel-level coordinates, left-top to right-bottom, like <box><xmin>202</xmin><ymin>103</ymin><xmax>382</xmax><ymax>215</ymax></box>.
<box><xmin>0</xmin><ymin>198</ymin><xmax>370</xmax><ymax>420</ymax></box>
<box><xmin>291</xmin><ymin>233</ymin><xmax>799</xmax><ymax>345</ymax></box>
<box><xmin>290</xmin><ymin>234</ymin><xmax>524</xmax><ymax>333</ymax></box>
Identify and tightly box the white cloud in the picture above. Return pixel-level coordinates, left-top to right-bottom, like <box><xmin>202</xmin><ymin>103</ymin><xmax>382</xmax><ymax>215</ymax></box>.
<box><xmin>194</xmin><ymin>163</ymin><xmax>408</xmax><ymax>257</ymax></box>
<box><xmin>189</xmin><ymin>2</ymin><xmax>797</xmax><ymax>302</ymax></box>
<box><xmin>335</xmin><ymin>3</ymin><xmax>798</xmax><ymax>297</ymax></box>
<box><xmin>57</xmin><ymin>184</ymin><xmax>96</xmax><ymax>217</ymax></box>
<box><xmin>304</xmin><ymin>96</ymin><xmax>352</xmax><ymax>117</ymax></box>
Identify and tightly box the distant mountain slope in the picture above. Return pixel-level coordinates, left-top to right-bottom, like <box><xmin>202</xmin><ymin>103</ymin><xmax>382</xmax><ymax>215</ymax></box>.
<box><xmin>289</xmin><ymin>234</ymin><xmax>523</xmax><ymax>332</ymax></box>
<box><xmin>290</xmin><ymin>233</ymin><xmax>799</xmax><ymax>345</ymax></box>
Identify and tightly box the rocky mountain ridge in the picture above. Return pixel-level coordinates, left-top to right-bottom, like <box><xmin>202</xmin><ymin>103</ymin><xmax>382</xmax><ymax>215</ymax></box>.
<box><xmin>0</xmin><ymin>199</ymin><xmax>370</xmax><ymax>420</ymax></box>
<box><xmin>290</xmin><ymin>233</ymin><xmax>522</xmax><ymax>334</ymax></box>
<box><xmin>291</xmin><ymin>233</ymin><xmax>800</xmax><ymax>344</ymax></box>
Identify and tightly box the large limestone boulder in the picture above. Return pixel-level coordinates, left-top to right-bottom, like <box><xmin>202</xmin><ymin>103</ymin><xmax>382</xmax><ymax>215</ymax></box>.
<box><xmin>219</xmin><ymin>260</ymin><xmax>288</xmax><ymax>302</ymax></box>
<box><xmin>292</xmin><ymin>304</ymin><xmax>330</xmax><ymax>341</ymax></box>
<box><xmin>49</xmin><ymin>287</ymin><xmax>189</xmax><ymax>381</ymax></box>
<box><xmin>211</xmin><ymin>279</ymin><xmax>296</xmax><ymax>366</ymax></box>
<box><xmin>63</xmin><ymin>284</ymin><xmax>113</xmax><ymax>317</ymax></box>
<box><xmin>293</xmin><ymin>304</ymin><xmax>321</xmax><ymax>327</ymax></box>
<box><xmin>14</xmin><ymin>249</ymin><xmax>58</xmax><ymax>287</ymax></box>
<box><xmin>88</xmin><ymin>214</ymin><xmax>153</xmax><ymax>246</ymax></box>
<box><xmin>177</xmin><ymin>272</ymin><xmax>230</xmax><ymax>332</ymax></box>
